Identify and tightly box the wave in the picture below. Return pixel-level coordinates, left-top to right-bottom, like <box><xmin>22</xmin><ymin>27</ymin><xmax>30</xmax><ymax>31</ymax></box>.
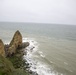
<box><xmin>23</xmin><ymin>38</ymin><xmax>63</xmax><ymax>75</ymax></box>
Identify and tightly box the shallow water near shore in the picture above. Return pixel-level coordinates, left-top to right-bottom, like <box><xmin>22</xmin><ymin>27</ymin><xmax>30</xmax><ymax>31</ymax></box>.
<box><xmin>0</xmin><ymin>22</ymin><xmax>76</xmax><ymax>75</ymax></box>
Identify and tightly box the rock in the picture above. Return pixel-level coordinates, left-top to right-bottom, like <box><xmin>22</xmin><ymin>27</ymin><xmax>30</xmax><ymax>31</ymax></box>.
<box><xmin>21</xmin><ymin>42</ymin><xmax>29</xmax><ymax>48</ymax></box>
<box><xmin>7</xmin><ymin>30</ymin><xmax>29</xmax><ymax>56</ymax></box>
<box><xmin>29</xmin><ymin>70</ymin><xmax>38</xmax><ymax>75</ymax></box>
<box><xmin>8</xmin><ymin>45</ymin><xmax>16</xmax><ymax>56</ymax></box>
<box><xmin>4</xmin><ymin>44</ymin><xmax>10</xmax><ymax>56</ymax></box>
<box><xmin>8</xmin><ymin>30</ymin><xmax>22</xmax><ymax>56</ymax></box>
<box><xmin>0</xmin><ymin>39</ymin><xmax>5</xmax><ymax>57</ymax></box>
<box><xmin>10</xmin><ymin>30</ymin><xmax>22</xmax><ymax>48</ymax></box>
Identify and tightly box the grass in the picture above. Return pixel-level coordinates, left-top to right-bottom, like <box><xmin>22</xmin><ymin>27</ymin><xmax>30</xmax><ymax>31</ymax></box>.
<box><xmin>0</xmin><ymin>48</ymin><xmax>30</xmax><ymax>75</ymax></box>
<box><xmin>0</xmin><ymin>55</ymin><xmax>14</xmax><ymax>75</ymax></box>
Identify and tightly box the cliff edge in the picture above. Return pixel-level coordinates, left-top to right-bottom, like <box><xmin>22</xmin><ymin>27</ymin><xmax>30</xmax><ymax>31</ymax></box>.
<box><xmin>0</xmin><ymin>39</ymin><xmax>5</xmax><ymax>57</ymax></box>
<box><xmin>0</xmin><ymin>30</ymin><xmax>30</xmax><ymax>75</ymax></box>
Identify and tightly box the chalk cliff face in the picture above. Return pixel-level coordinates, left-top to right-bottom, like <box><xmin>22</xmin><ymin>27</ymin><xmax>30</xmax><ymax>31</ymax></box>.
<box><xmin>8</xmin><ymin>30</ymin><xmax>22</xmax><ymax>55</ymax></box>
<box><xmin>0</xmin><ymin>39</ymin><xmax>5</xmax><ymax>57</ymax></box>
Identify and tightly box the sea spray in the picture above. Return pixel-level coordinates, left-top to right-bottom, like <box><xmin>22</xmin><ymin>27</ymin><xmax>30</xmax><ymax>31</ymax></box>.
<box><xmin>4</xmin><ymin>38</ymin><xmax>63</xmax><ymax>75</ymax></box>
<box><xmin>23</xmin><ymin>38</ymin><xmax>62</xmax><ymax>75</ymax></box>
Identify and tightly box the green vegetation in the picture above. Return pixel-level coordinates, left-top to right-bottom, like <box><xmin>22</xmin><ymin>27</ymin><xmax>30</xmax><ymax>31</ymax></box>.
<box><xmin>0</xmin><ymin>55</ymin><xmax>14</xmax><ymax>75</ymax></box>
<box><xmin>0</xmin><ymin>49</ymin><xmax>29</xmax><ymax>75</ymax></box>
<box><xmin>0</xmin><ymin>31</ymin><xmax>30</xmax><ymax>75</ymax></box>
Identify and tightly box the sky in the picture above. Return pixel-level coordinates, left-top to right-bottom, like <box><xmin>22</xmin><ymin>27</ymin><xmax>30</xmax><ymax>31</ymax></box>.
<box><xmin>0</xmin><ymin>0</ymin><xmax>76</xmax><ymax>25</ymax></box>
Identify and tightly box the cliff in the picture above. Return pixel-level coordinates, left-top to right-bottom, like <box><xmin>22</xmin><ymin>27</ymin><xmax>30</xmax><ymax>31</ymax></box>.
<box><xmin>0</xmin><ymin>39</ymin><xmax>5</xmax><ymax>57</ymax></box>
<box><xmin>10</xmin><ymin>30</ymin><xmax>22</xmax><ymax>48</ymax></box>
<box><xmin>0</xmin><ymin>30</ymin><xmax>30</xmax><ymax>75</ymax></box>
<box><xmin>0</xmin><ymin>55</ymin><xmax>29</xmax><ymax>75</ymax></box>
<box><xmin>7</xmin><ymin>30</ymin><xmax>22</xmax><ymax>56</ymax></box>
<box><xmin>5</xmin><ymin>30</ymin><xmax>29</xmax><ymax>57</ymax></box>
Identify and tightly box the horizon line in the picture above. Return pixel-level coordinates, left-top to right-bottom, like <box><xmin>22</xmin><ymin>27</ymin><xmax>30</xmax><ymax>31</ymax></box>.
<box><xmin>0</xmin><ymin>21</ymin><xmax>76</xmax><ymax>26</ymax></box>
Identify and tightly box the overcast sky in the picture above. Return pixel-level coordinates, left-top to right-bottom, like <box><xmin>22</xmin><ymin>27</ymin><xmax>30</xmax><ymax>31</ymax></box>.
<box><xmin>0</xmin><ymin>0</ymin><xmax>76</xmax><ymax>25</ymax></box>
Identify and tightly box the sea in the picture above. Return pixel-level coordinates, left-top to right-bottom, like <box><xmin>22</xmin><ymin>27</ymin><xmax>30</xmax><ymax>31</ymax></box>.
<box><xmin>0</xmin><ymin>22</ymin><xmax>76</xmax><ymax>75</ymax></box>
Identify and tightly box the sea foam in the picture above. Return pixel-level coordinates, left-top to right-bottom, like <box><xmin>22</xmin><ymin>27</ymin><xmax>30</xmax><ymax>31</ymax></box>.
<box><xmin>23</xmin><ymin>38</ymin><xmax>62</xmax><ymax>75</ymax></box>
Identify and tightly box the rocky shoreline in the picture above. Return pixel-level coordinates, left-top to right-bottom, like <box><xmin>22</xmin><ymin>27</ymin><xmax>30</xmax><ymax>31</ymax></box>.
<box><xmin>0</xmin><ymin>30</ymin><xmax>38</xmax><ymax>75</ymax></box>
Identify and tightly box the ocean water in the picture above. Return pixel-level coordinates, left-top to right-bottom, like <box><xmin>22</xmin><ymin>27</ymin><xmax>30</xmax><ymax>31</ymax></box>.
<box><xmin>0</xmin><ymin>22</ymin><xmax>76</xmax><ymax>75</ymax></box>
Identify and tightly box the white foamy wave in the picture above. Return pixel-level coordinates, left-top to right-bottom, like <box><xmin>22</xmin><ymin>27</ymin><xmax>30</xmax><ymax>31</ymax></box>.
<box><xmin>38</xmin><ymin>51</ymin><xmax>45</xmax><ymax>58</ymax></box>
<box><xmin>23</xmin><ymin>38</ymin><xmax>61</xmax><ymax>75</ymax></box>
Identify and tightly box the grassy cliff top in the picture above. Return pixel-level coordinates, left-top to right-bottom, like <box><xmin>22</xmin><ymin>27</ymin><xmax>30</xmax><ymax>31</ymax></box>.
<box><xmin>0</xmin><ymin>55</ymin><xmax>29</xmax><ymax>75</ymax></box>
